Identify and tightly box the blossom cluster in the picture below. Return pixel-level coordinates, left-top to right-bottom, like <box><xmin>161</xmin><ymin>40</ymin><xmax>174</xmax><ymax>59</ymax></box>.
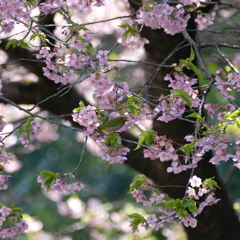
<box><xmin>37</xmin><ymin>176</ymin><xmax>85</xmax><ymax>195</ymax></box>
<box><xmin>19</xmin><ymin>119</ymin><xmax>43</xmax><ymax>150</ymax></box>
<box><xmin>73</xmin><ymin>105</ymin><xmax>99</xmax><ymax>135</ymax></box>
<box><xmin>204</xmin><ymin>103</ymin><xmax>236</xmax><ymax>119</ymax></box>
<box><xmin>96</xmin><ymin>50</ymin><xmax>110</xmax><ymax>71</ymax></box>
<box><xmin>0</xmin><ymin>115</ymin><xmax>13</xmax><ymax>167</ymax></box>
<box><xmin>39</xmin><ymin>0</ymin><xmax>65</xmax><ymax>13</ymax></box>
<box><xmin>0</xmin><ymin>206</ymin><xmax>28</xmax><ymax>239</ymax></box>
<box><xmin>0</xmin><ymin>0</ymin><xmax>30</xmax><ymax>34</ymax></box>
<box><xmin>130</xmin><ymin>175</ymin><xmax>219</xmax><ymax>230</ymax></box>
<box><xmin>195</xmin><ymin>12</ymin><xmax>216</xmax><ymax>30</ymax></box>
<box><xmin>136</xmin><ymin>2</ymin><xmax>191</xmax><ymax>35</ymax></box>
<box><xmin>141</xmin><ymin>133</ymin><xmax>196</xmax><ymax>174</ymax></box>
<box><xmin>0</xmin><ymin>175</ymin><xmax>11</xmax><ymax>190</ymax></box>
<box><xmin>94</xmin><ymin>133</ymin><xmax>130</xmax><ymax>164</ymax></box>
<box><xmin>215</xmin><ymin>69</ymin><xmax>240</xmax><ymax>100</ymax></box>
<box><xmin>186</xmin><ymin>175</ymin><xmax>220</xmax><ymax>215</ymax></box>
<box><xmin>118</xmin><ymin>20</ymin><xmax>149</xmax><ymax>49</ymax></box>
<box><xmin>136</xmin><ymin>1</ymin><xmax>216</xmax><ymax>35</ymax></box>
<box><xmin>36</xmin><ymin>44</ymin><xmax>89</xmax><ymax>85</ymax></box>
<box><xmin>154</xmin><ymin>72</ymin><xmax>201</xmax><ymax>123</ymax></box>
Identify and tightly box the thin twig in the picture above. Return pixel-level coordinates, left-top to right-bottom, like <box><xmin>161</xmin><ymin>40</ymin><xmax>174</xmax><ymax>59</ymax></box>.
<box><xmin>0</xmin><ymin>96</ymin><xmax>83</xmax><ymax>132</ymax></box>
<box><xmin>72</xmin><ymin>136</ymin><xmax>88</xmax><ymax>174</ymax></box>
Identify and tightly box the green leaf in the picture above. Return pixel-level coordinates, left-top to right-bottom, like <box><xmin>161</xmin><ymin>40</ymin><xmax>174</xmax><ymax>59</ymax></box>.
<box><xmin>173</xmin><ymin>89</ymin><xmax>192</xmax><ymax>108</ymax></box>
<box><xmin>181</xmin><ymin>140</ymin><xmax>198</xmax><ymax>156</ymax></box>
<box><xmin>30</xmin><ymin>33</ymin><xmax>39</xmax><ymax>41</ymax></box>
<box><xmin>186</xmin><ymin>61</ymin><xmax>204</xmax><ymax>82</ymax></box>
<box><xmin>185</xmin><ymin>112</ymin><xmax>203</xmax><ymax>122</ymax></box>
<box><xmin>134</xmin><ymin>136</ymin><xmax>145</xmax><ymax>151</ymax></box>
<box><xmin>128</xmin><ymin>180</ymin><xmax>145</xmax><ymax>193</ymax></box>
<box><xmin>176</xmin><ymin>205</ymin><xmax>186</xmax><ymax>218</ymax></box>
<box><xmin>25</xmin><ymin>117</ymin><xmax>34</xmax><ymax>128</ymax></box>
<box><xmin>123</xmin><ymin>29</ymin><xmax>136</xmax><ymax>38</ymax></box>
<box><xmin>166</xmin><ymin>199</ymin><xmax>176</xmax><ymax>208</ymax></box>
<box><xmin>134</xmin><ymin>174</ymin><xmax>147</xmax><ymax>180</ymax></box>
<box><xmin>134</xmin><ymin>130</ymin><xmax>156</xmax><ymax>150</ymax></box>
<box><xmin>104</xmin><ymin>133</ymin><xmax>120</xmax><ymax>147</ymax></box>
<box><xmin>203</xmin><ymin>177</ymin><xmax>220</xmax><ymax>190</ymax></box>
<box><xmin>6</xmin><ymin>39</ymin><xmax>30</xmax><ymax>49</ymax></box>
<box><xmin>75</xmin><ymin>36</ymin><xmax>85</xmax><ymax>41</ymax></box>
<box><xmin>119</xmin><ymin>23</ymin><xmax>131</xmax><ymax>28</ymax></box>
<box><xmin>5</xmin><ymin>39</ymin><xmax>19</xmax><ymax>49</ymax></box>
<box><xmin>86</xmin><ymin>43</ymin><xmax>94</xmax><ymax>55</ymax></box>
<box><xmin>128</xmin><ymin>213</ymin><xmax>142</xmax><ymax>218</ymax></box>
<box><xmin>18</xmin><ymin>128</ymin><xmax>24</xmax><ymax>136</ymax></box>
<box><xmin>12</xmin><ymin>207</ymin><xmax>24</xmax><ymax>213</ymax></box>
<box><xmin>77</xmin><ymin>24</ymin><xmax>89</xmax><ymax>31</ymax></box>
<box><xmin>30</xmin><ymin>33</ymin><xmax>49</xmax><ymax>43</ymax></box>
<box><xmin>19</xmin><ymin>40</ymin><xmax>30</xmax><ymax>48</ymax></box>
<box><xmin>184</xmin><ymin>200</ymin><xmax>199</xmax><ymax>214</ymax></box>
<box><xmin>128</xmin><ymin>213</ymin><xmax>145</xmax><ymax>233</ymax></box>
<box><xmin>39</xmin><ymin>171</ymin><xmax>56</xmax><ymax>178</ymax></box>
<box><xmin>227</xmin><ymin>109</ymin><xmax>240</xmax><ymax>120</ymax></box>
<box><xmin>188</xmin><ymin>46</ymin><xmax>195</xmax><ymax>62</ymax></box>
<box><xmin>44</xmin><ymin>176</ymin><xmax>56</xmax><ymax>190</ymax></box>
<box><xmin>128</xmin><ymin>103</ymin><xmax>141</xmax><ymax>115</ymax></box>
<box><xmin>26</xmin><ymin>0</ymin><xmax>36</xmax><ymax>7</ymax></box>
<box><xmin>128</xmin><ymin>175</ymin><xmax>147</xmax><ymax>193</ymax></box>
<box><xmin>79</xmin><ymin>101</ymin><xmax>85</xmax><ymax>108</ymax></box>
<box><xmin>179</xmin><ymin>49</ymin><xmax>204</xmax><ymax>82</ymax></box>
<box><xmin>162</xmin><ymin>197</ymin><xmax>171</xmax><ymax>201</ymax></box>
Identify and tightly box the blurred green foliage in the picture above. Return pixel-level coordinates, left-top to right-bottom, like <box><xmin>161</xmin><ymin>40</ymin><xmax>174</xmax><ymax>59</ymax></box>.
<box><xmin>2</xmin><ymin>126</ymin><xmax>167</xmax><ymax>240</ymax></box>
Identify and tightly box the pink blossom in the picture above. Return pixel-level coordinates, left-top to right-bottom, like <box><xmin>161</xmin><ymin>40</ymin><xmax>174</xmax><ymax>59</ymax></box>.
<box><xmin>19</xmin><ymin>136</ymin><xmax>29</xmax><ymax>145</ymax></box>
<box><xmin>209</xmin><ymin>155</ymin><xmax>222</xmax><ymax>165</ymax></box>
<box><xmin>96</xmin><ymin>50</ymin><xmax>109</xmax><ymax>62</ymax></box>
<box><xmin>15</xmin><ymin>220</ymin><xmax>28</xmax><ymax>233</ymax></box>
<box><xmin>70</xmin><ymin>39</ymin><xmax>88</xmax><ymax>52</ymax></box>
<box><xmin>25</xmin><ymin>143</ymin><xmax>35</xmax><ymax>151</ymax></box>
<box><xmin>198</xmin><ymin>188</ymin><xmax>209</xmax><ymax>197</ymax></box>
<box><xmin>195</xmin><ymin>12</ymin><xmax>216</xmax><ymax>30</ymax></box>
<box><xmin>186</xmin><ymin>187</ymin><xmax>199</xmax><ymax>199</ymax></box>
<box><xmin>185</xmin><ymin>134</ymin><xmax>195</xmax><ymax>143</ymax></box>
<box><xmin>147</xmin><ymin>214</ymin><xmax>158</xmax><ymax>224</ymax></box>
<box><xmin>143</xmin><ymin>149</ymin><xmax>158</xmax><ymax>159</ymax></box>
<box><xmin>0</xmin><ymin>206</ymin><xmax>11</xmax><ymax>216</ymax></box>
<box><xmin>158</xmin><ymin>151</ymin><xmax>171</xmax><ymax>161</ymax></box>
<box><xmin>189</xmin><ymin>175</ymin><xmax>202</xmax><ymax>187</ymax></box>
<box><xmin>131</xmin><ymin>189</ymin><xmax>146</xmax><ymax>203</ymax></box>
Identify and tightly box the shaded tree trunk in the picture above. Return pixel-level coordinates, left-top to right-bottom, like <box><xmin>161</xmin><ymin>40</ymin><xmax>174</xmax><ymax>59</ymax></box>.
<box><xmin>125</xmin><ymin>0</ymin><xmax>240</xmax><ymax>239</ymax></box>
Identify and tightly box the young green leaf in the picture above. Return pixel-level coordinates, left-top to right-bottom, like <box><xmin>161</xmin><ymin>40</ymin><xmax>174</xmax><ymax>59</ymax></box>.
<box><xmin>186</xmin><ymin>112</ymin><xmax>203</xmax><ymax>122</ymax></box>
<box><xmin>39</xmin><ymin>171</ymin><xmax>56</xmax><ymax>178</ymax></box>
<box><xmin>44</xmin><ymin>176</ymin><xmax>56</xmax><ymax>190</ymax></box>
<box><xmin>173</xmin><ymin>89</ymin><xmax>192</xmax><ymax>108</ymax></box>
<box><xmin>128</xmin><ymin>213</ymin><xmax>146</xmax><ymax>233</ymax></box>
<box><xmin>134</xmin><ymin>130</ymin><xmax>156</xmax><ymax>150</ymax></box>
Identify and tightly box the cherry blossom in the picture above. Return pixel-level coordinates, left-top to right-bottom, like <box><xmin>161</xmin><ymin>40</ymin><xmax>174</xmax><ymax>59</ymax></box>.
<box><xmin>189</xmin><ymin>175</ymin><xmax>202</xmax><ymax>187</ymax></box>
